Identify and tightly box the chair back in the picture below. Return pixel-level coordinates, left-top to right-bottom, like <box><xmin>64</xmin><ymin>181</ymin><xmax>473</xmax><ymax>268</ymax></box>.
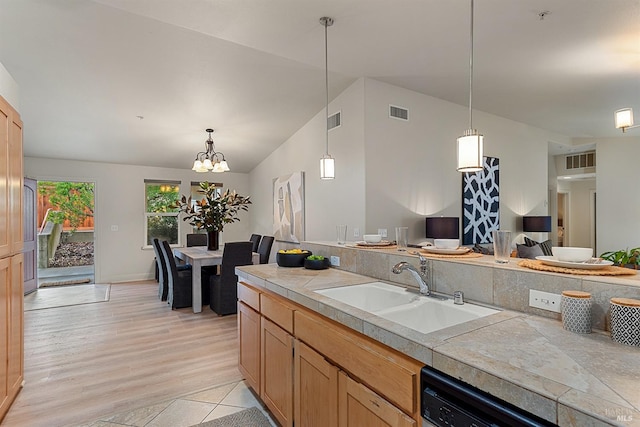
<box><xmin>152</xmin><ymin>238</ymin><xmax>168</xmax><ymax>300</ymax></box>
<box><xmin>221</xmin><ymin>241</ymin><xmax>254</xmax><ymax>280</ymax></box>
<box><xmin>257</xmin><ymin>235</ymin><xmax>274</xmax><ymax>264</ymax></box>
<box><xmin>186</xmin><ymin>233</ymin><xmax>208</xmax><ymax>247</ymax></box>
<box><xmin>160</xmin><ymin>240</ymin><xmax>179</xmax><ymax>304</ymax></box>
<box><xmin>249</xmin><ymin>234</ymin><xmax>261</xmax><ymax>253</ymax></box>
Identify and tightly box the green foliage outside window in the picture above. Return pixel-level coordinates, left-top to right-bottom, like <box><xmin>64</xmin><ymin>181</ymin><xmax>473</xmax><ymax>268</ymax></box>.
<box><xmin>145</xmin><ymin>183</ymin><xmax>181</xmax><ymax>245</ymax></box>
<box><xmin>38</xmin><ymin>181</ymin><xmax>94</xmax><ymax>231</ymax></box>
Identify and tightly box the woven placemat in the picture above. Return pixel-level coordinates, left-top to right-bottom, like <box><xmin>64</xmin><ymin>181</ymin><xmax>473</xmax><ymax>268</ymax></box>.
<box><xmin>350</xmin><ymin>243</ymin><xmax>398</xmax><ymax>249</ymax></box>
<box><xmin>419</xmin><ymin>251</ymin><xmax>483</xmax><ymax>259</ymax></box>
<box><xmin>518</xmin><ymin>259</ymin><xmax>637</xmax><ymax>276</ymax></box>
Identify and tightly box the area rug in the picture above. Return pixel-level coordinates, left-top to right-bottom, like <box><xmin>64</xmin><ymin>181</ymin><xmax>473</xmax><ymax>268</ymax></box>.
<box><xmin>24</xmin><ymin>284</ymin><xmax>111</xmax><ymax>311</ymax></box>
<box><xmin>191</xmin><ymin>407</ymin><xmax>272</xmax><ymax>427</ymax></box>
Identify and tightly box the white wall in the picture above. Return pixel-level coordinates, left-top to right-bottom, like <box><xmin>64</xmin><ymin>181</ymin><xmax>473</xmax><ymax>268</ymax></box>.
<box><xmin>0</xmin><ymin>62</ymin><xmax>19</xmax><ymax>111</ymax></box>
<box><xmin>362</xmin><ymin>79</ymin><xmax>567</xmax><ymax>244</ymax></box>
<box><xmin>594</xmin><ymin>136</ymin><xmax>640</xmax><ymax>253</ymax></box>
<box><xmin>250</xmin><ymin>77</ymin><xmax>570</xmax><ymax>248</ymax></box>
<box><xmin>249</xmin><ymin>79</ymin><xmax>366</xmax><ymax>250</ymax></box>
<box><xmin>25</xmin><ymin>157</ymin><xmax>251</xmax><ymax>283</ymax></box>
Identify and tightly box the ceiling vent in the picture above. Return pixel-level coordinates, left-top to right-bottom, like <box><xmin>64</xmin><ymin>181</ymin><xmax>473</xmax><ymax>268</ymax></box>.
<box><xmin>328</xmin><ymin>111</ymin><xmax>341</xmax><ymax>131</ymax></box>
<box><xmin>565</xmin><ymin>151</ymin><xmax>595</xmax><ymax>170</ymax></box>
<box><xmin>389</xmin><ymin>105</ymin><xmax>409</xmax><ymax>121</ymax></box>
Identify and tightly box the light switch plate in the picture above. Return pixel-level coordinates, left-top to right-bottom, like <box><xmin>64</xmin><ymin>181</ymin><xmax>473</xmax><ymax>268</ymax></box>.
<box><xmin>330</xmin><ymin>256</ymin><xmax>340</xmax><ymax>267</ymax></box>
<box><xmin>353</xmin><ymin>228</ymin><xmax>360</xmax><ymax>238</ymax></box>
<box><xmin>529</xmin><ymin>289</ymin><xmax>562</xmax><ymax>313</ymax></box>
<box><xmin>378</xmin><ymin>228</ymin><xmax>387</xmax><ymax>238</ymax></box>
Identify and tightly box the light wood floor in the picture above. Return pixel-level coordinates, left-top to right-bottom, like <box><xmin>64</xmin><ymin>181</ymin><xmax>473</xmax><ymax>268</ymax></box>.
<box><xmin>2</xmin><ymin>281</ymin><xmax>243</xmax><ymax>427</ymax></box>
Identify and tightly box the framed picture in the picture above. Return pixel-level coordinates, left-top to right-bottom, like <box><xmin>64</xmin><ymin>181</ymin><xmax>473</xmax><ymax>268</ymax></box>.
<box><xmin>462</xmin><ymin>157</ymin><xmax>500</xmax><ymax>245</ymax></box>
<box><xmin>273</xmin><ymin>171</ymin><xmax>305</xmax><ymax>243</ymax></box>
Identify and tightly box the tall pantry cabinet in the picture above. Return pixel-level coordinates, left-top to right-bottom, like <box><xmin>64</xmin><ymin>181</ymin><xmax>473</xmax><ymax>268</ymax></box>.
<box><xmin>0</xmin><ymin>94</ymin><xmax>24</xmax><ymax>421</ymax></box>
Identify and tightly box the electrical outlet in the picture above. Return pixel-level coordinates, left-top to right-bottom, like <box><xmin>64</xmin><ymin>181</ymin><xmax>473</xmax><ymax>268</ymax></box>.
<box><xmin>330</xmin><ymin>256</ymin><xmax>340</xmax><ymax>267</ymax></box>
<box><xmin>378</xmin><ymin>228</ymin><xmax>387</xmax><ymax>238</ymax></box>
<box><xmin>529</xmin><ymin>289</ymin><xmax>562</xmax><ymax>313</ymax></box>
<box><xmin>353</xmin><ymin>228</ymin><xmax>360</xmax><ymax>238</ymax></box>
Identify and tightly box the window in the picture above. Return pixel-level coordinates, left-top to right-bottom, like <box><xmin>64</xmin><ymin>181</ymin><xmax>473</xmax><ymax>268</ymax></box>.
<box><xmin>144</xmin><ymin>180</ymin><xmax>181</xmax><ymax>246</ymax></box>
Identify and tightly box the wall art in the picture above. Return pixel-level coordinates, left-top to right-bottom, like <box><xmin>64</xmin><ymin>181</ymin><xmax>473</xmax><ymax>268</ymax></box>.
<box><xmin>462</xmin><ymin>157</ymin><xmax>500</xmax><ymax>245</ymax></box>
<box><xmin>273</xmin><ymin>171</ymin><xmax>305</xmax><ymax>243</ymax></box>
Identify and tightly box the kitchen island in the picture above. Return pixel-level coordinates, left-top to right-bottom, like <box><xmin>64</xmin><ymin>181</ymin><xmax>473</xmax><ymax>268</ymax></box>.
<box><xmin>236</xmin><ymin>244</ymin><xmax>640</xmax><ymax>427</ymax></box>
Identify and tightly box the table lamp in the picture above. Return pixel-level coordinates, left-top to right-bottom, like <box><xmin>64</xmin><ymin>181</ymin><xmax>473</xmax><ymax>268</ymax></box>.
<box><xmin>426</xmin><ymin>217</ymin><xmax>459</xmax><ymax>239</ymax></box>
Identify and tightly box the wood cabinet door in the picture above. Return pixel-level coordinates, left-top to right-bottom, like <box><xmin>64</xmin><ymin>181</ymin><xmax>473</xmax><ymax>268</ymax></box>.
<box><xmin>261</xmin><ymin>317</ymin><xmax>293</xmax><ymax>427</ymax></box>
<box><xmin>8</xmin><ymin>112</ymin><xmax>22</xmax><ymax>254</ymax></box>
<box><xmin>294</xmin><ymin>340</ymin><xmax>339</xmax><ymax>427</ymax></box>
<box><xmin>8</xmin><ymin>254</ymin><xmax>23</xmax><ymax>395</ymax></box>
<box><xmin>338</xmin><ymin>372</ymin><xmax>416</xmax><ymax>427</ymax></box>
<box><xmin>0</xmin><ymin>257</ymin><xmax>10</xmax><ymax>414</ymax></box>
<box><xmin>0</xmin><ymin>98</ymin><xmax>9</xmax><ymax>259</ymax></box>
<box><xmin>238</xmin><ymin>302</ymin><xmax>260</xmax><ymax>392</ymax></box>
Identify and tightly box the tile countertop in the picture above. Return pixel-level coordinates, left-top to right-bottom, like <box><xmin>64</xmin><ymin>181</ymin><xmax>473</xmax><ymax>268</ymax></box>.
<box><xmin>236</xmin><ymin>263</ymin><xmax>640</xmax><ymax>427</ymax></box>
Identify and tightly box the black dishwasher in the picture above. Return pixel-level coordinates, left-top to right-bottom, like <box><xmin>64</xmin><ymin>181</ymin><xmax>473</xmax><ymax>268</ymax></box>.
<box><xmin>421</xmin><ymin>366</ymin><xmax>557</xmax><ymax>427</ymax></box>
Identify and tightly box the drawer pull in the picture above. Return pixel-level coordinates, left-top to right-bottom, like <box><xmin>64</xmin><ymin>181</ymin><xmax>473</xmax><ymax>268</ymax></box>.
<box><xmin>370</xmin><ymin>399</ymin><xmax>380</xmax><ymax>408</ymax></box>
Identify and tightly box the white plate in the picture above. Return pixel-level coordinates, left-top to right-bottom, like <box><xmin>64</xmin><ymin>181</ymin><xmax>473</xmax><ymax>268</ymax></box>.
<box><xmin>536</xmin><ymin>256</ymin><xmax>613</xmax><ymax>270</ymax></box>
<box><xmin>421</xmin><ymin>246</ymin><xmax>471</xmax><ymax>255</ymax></box>
<box><xmin>356</xmin><ymin>240</ymin><xmax>393</xmax><ymax>247</ymax></box>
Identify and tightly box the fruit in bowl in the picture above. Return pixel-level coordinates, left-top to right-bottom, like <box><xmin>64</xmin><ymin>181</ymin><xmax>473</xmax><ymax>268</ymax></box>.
<box><xmin>304</xmin><ymin>255</ymin><xmax>330</xmax><ymax>270</ymax></box>
<box><xmin>276</xmin><ymin>249</ymin><xmax>312</xmax><ymax>267</ymax></box>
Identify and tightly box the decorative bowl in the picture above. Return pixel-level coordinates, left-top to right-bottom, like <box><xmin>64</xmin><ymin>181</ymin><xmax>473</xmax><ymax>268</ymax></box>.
<box><xmin>551</xmin><ymin>246</ymin><xmax>593</xmax><ymax>263</ymax></box>
<box><xmin>276</xmin><ymin>251</ymin><xmax>312</xmax><ymax>267</ymax></box>
<box><xmin>434</xmin><ymin>238</ymin><xmax>460</xmax><ymax>249</ymax></box>
<box><xmin>363</xmin><ymin>234</ymin><xmax>382</xmax><ymax>243</ymax></box>
<box><xmin>304</xmin><ymin>257</ymin><xmax>330</xmax><ymax>270</ymax></box>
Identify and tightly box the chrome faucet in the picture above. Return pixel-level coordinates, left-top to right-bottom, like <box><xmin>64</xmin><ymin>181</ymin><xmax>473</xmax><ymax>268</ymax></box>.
<box><xmin>392</xmin><ymin>254</ymin><xmax>430</xmax><ymax>295</ymax></box>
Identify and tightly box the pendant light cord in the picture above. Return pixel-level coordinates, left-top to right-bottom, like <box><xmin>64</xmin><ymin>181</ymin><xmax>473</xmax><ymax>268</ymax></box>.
<box><xmin>324</xmin><ymin>18</ymin><xmax>330</xmax><ymax>156</ymax></box>
<box><xmin>468</xmin><ymin>0</ymin><xmax>474</xmax><ymax>130</ymax></box>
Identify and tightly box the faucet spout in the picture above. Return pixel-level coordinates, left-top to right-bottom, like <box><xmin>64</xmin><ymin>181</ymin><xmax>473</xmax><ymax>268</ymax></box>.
<box><xmin>392</xmin><ymin>259</ymin><xmax>430</xmax><ymax>295</ymax></box>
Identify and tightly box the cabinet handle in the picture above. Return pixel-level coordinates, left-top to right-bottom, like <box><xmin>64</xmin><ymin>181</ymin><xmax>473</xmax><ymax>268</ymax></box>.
<box><xmin>370</xmin><ymin>399</ymin><xmax>380</xmax><ymax>408</ymax></box>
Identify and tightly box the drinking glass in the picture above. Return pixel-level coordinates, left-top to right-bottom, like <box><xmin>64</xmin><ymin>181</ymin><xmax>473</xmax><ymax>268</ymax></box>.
<box><xmin>395</xmin><ymin>227</ymin><xmax>408</xmax><ymax>251</ymax></box>
<box><xmin>336</xmin><ymin>225</ymin><xmax>347</xmax><ymax>245</ymax></box>
<box><xmin>492</xmin><ymin>230</ymin><xmax>512</xmax><ymax>263</ymax></box>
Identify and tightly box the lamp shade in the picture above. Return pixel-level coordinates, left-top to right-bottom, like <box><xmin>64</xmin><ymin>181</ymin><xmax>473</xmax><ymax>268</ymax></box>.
<box><xmin>523</xmin><ymin>216</ymin><xmax>552</xmax><ymax>233</ymax></box>
<box><xmin>457</xmin><ymin>132</ymin><xmax>484</xmax><ymax>172</ymax></box>
<box><xmin>615</xmin><ymin>108</ymin><xmax>634</xmax><ymax>129</ymax></box>
<box><xmin>426</xmin><ymin>217</ymin><xmax>459</xmax><ymax>239</ymax></box>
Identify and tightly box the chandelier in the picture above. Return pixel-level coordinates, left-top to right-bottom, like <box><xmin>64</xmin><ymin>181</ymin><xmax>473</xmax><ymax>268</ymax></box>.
<box><xmin>192</xmin><ymin>129</ymin><xmax>230</xmax><ymax>173</ymax></box>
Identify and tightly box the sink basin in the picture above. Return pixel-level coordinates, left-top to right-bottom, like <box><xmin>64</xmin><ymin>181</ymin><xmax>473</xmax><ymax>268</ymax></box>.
<box><xmin>375</xmin><ymin>298</ymin><xmax>499</xmax><ymax>334</ymax></box>
<box><xmin>315</xmin><ymin>282</ymin><xmax>418</xmax><ymax>312</ymax></box>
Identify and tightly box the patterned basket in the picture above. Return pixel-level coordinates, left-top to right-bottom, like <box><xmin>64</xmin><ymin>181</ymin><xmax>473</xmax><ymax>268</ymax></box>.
<box><xmin>610</xmin><ymin>298</ymin><xmax>640</xmax><ymax>347</ymax></box>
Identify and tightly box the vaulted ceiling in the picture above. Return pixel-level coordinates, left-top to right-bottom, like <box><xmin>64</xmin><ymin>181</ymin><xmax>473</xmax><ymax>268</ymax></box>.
<box><xmin>1</xmin><ymin>0</ymin><xmax>638</xmax><ymax>172</ymax></box>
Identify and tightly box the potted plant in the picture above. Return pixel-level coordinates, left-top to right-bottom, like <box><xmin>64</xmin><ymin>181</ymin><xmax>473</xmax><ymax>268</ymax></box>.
<box><xmin>600</xmin><ymin>247</ymin><xmax>640</xmax><ymax>270</ymax></box>
<box><xmin>174</xmin><ymin>182</ymin><xmax>251</xmax><ymax>250</ymax></box>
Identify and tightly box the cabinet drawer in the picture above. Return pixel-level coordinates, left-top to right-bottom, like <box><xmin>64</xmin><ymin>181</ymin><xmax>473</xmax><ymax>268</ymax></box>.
<box><xmin>295</xmin><ymin>310</ymin><xmax>421</xmax><ymax>417</ymax></box>
<box><xmin>260</xmin><ymin>293</ymin><xmax>294</xmax><ymax>334</ymax></box>
<box><xmin>238</xmin><ymin>281</ymin><xmax>260</xmax><ymax>311</ymax></box>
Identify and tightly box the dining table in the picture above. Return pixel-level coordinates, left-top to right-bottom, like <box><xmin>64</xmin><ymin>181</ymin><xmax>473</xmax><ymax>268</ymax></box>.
<box><xmin>173</xmin><ymin>246</ymin><xmax>260</xmax><ymax>313</ymax></box>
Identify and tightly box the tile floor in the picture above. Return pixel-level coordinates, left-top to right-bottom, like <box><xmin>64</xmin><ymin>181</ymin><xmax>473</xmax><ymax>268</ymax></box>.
<box><xmin>76</xmin><ymin>380</ymin><xmax>277</xmax><ymax>427</ymax></box>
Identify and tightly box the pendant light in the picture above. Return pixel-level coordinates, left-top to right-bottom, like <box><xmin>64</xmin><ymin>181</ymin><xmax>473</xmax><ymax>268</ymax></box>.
<box><xmin>319</xmin><ymin>16</ymin><xmax>335</xmax><ymax>180</ymax></box>
<box><xmin>457</xmin><ymin>0</ymin><xmax>484</xmax><ymax>172</ymax></box>
<box><xmin>614</xmin><ymin>108</ymin><xmax>639</xmax><ymax>133</ymax></box>
<box><xmin>191</xmin><ymin>129</ymin><xmax>230</xmax><ymax>173</ymax></box>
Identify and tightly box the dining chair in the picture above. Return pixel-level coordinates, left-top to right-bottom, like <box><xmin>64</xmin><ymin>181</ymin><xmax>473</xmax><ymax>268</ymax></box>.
<box><xmin>152</xmin><ymin>238</ymin><xmax>169</xmax><ymax>301</ymax></box>
<box><xmin>186</xmin><ymin>233</ymin><xmax>208</xmax><ymax>247</ymax></box>
<box><xmin>160</xmin><ymin>240</ymin><xmax>194</xmax><ymax>309</ymax></box>
<box><xmin>257</xmin><ymin>235</ymin><xmax>274</xmax><ymax>264</ymax></box>
<box><xmin>209</xmin><ymin>241</ymin><xmax>253</xmax><ymax>315</ymax></box>
<box><xmin>249</xmin><ymin>234</ymin><xmax>262</xmax><ymax>253</ymax></box>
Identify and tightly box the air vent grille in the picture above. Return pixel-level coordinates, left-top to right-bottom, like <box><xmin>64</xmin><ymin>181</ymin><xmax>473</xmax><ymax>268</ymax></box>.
<box><xmin>565</xmin><ymin>151</ymin><xmax>595</xmax><ymax>170</ymax></box>
<box><xmin>328</xmin><ymin>111</ymin><xmax>341</xmax><ymax>130</ymax></box>
<box><xmin>389</xmin><ymin>105</ymin><xmax>409</xmax><ymax>121</ymax></box>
